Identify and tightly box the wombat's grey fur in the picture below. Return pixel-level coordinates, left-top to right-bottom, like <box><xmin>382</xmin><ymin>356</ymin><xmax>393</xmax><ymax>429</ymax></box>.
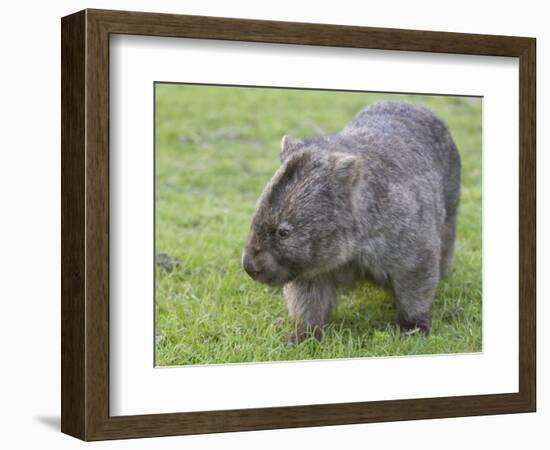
<box><xmin>242</xmin><ymin>100</ymin><xmax>461</xmax><ymax>342</ymax></box>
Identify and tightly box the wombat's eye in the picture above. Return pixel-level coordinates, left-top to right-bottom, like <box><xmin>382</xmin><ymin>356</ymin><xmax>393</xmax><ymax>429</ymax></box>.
<box><xmin>278</xmin><ymin>228</ymin><xmax>290</xmax><ymax>238</ymax></box>
<box><xmin>277</xmin><ymin>222</ymin><xmax>292</xmax><ymax>239</ymax></box>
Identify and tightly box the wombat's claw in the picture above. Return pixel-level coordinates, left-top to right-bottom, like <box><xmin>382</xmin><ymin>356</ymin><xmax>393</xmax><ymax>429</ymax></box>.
<box><xmin>402</xmin><ymin>327</ymin><xmax>421</xmax><ymax>336</ymax></box>
<box><xmin>274</xmin><ymin>317</ymin><xmax>286</xmax><ymax>330</ymax></box>
<box><xmin>400</xmin><ymin>324</ymin><xmax>431</xmax><ymax>336</ymax></box>
<box><xmin>286</xmin><ymin>330</ymin><xmax>302</xmax><ymax>345</ymax></box>
<box><xmin>287</xmin><ymin>327</ymin><xmax>323</xmax><ymax>344</ymax></box>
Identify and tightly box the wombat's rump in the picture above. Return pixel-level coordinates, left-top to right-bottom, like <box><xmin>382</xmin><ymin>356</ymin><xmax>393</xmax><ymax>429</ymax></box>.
<box><xmin>242</xmin><ymin>100</ymin><xmax>461</xmax><ymax>342</ymax></box>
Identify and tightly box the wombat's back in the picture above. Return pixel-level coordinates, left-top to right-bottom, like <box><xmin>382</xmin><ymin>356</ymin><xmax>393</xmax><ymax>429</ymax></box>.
<box><xmin>341</xmin><ymin>100</ymin><xmax>459</xmax><ymax>177</ymax></box>
<box><xmin>341</xmin><ymin>101</ymin><xmax>460</xmax><ymax>214</ymax></box>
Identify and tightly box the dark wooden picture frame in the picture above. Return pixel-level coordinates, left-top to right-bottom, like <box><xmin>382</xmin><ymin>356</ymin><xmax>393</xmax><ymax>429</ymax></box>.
<box><xmin>61</xmin><ymin>8</ymin><xmax>536</xmax><ymax>441</ymax></box>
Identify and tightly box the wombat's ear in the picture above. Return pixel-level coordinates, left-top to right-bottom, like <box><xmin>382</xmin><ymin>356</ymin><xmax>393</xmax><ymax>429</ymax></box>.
<box><xmin>280</xmin><ymin>135</ymin><xmax>303</xmax><ymax>163</ymax></box>
<box><xmin>331</xmin><ymin>153</ymin><xmax>362</xmax><ymax>190</ymax></box>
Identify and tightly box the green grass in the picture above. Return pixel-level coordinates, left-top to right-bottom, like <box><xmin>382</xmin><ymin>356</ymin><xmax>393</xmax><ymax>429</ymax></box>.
<box><xmin>154</xmin><ymin>84</ymin><xmax>482</xmax><ymax>366</ymax></box>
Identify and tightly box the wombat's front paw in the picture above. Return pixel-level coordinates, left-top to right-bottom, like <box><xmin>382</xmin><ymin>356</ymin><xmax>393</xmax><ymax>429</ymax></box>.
<box><xmin>398</xmin><ymin>313</ymin><xmax>432</xmax><ymax>336</ymax></box>
<box><xmin>287</xmin><ymin>326</ymin><xmax>323</xmax><ymax>344</ymax></box>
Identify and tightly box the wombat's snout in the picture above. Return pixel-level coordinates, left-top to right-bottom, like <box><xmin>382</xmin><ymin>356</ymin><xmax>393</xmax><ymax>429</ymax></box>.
<box><xmin>242</xmin><ymin>252</ymin><xmax>261</xmax><ymax>279</ymax></box>
<box><xmin>242</xmin><ymin>248</ymin><xmax>289</xmax><ymax>286</ymax></box>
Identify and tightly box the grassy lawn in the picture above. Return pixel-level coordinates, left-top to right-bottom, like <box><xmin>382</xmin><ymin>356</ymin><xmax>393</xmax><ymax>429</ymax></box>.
<box><xmin>155</xmin><ymin>84</ymin><xmax>482</xmax><ymax>366</ymax></box>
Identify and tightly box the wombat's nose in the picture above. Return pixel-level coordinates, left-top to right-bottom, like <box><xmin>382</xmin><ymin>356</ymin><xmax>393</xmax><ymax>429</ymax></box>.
<box><xmin>243</xmin><ymin>253</ymin><xmax>260</xmax><ymax>278</ymax></box>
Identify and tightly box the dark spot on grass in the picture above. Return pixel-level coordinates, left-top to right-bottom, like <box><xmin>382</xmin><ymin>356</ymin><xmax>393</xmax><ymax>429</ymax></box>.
<box><xmin>442</xmin><ymin>304</ymin><xmax>464</xmax><ymax>321</ymax></box>
<box><xmin>156</xmin><ymin>253</ymin><xmax>182</xmax><ymax>273</ymax></box>
<box><xmin>183</xmin><ymin>219</ymin><xmax>202</xmax><ymax>228</ymax></box>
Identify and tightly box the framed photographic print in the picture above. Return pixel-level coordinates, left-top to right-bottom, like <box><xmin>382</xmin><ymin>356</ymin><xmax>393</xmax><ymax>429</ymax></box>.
<box><xmin>61</xmin><ymin>9</ymin><xmax>536</xmax><ymax>441</ymax></box>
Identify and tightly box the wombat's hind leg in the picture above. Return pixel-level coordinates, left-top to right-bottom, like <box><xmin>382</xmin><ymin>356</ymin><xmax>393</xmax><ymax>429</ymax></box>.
<box><xmin>392</xmin><ymin>260</ymin><xmax>439</xmax><ymax>335</ymax></box>
<box><xmin>283</xmin><ymin>277</ymin><xmax>337</xmax><ymax>343</ymax></box>
<box><xmin>440</xmin><ymin>213</ymin><xmax>457</xmax><ymax>278</ymax></box>
<box><xmin>441</xmin><ymin>149</ymin><xmax>460</xmax><ymax>278</ymax></box>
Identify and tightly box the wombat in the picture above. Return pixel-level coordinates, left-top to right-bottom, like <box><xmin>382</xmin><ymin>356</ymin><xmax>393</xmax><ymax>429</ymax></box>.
<box><xmin>242</xmin><ymin>100</ymin><xmax>461</xmax><ymax>342</ymax></box>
